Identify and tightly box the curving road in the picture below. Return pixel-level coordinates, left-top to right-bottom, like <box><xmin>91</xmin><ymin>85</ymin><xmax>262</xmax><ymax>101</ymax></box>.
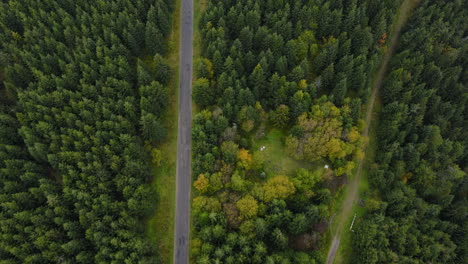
<box><xmin>325</xmin><ymin>0</ymin><xmax>420</xmax><ymax>263</ymax></box>
<box><xmin>174</xmin><ymin>0</ymin><xmax>193</xmax><ymax>263</ymax></box>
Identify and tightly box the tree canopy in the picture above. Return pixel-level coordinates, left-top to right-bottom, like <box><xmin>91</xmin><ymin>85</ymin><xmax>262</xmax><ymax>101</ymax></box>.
<box><xmin>352</xmin><ymin>1</ymin><xmax>467</xmax><ymax>263</ymax></box>
<box><xmin>190</xmin><ymin>0</ymin><xmax>404</xmax><ymax>262</ymax></box>
<box><xmin>0</xmin><ymin>0</ymin><xmax>174</xmax><ymax>262</ymax></box>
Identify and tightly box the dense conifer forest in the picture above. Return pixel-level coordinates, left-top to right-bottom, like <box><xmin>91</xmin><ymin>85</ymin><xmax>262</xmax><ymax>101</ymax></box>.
<box><xmin>352</xmin><ymin>0</ymin><xmax>467</xmax><ymax>263</ymax></box>
<box><xmin>0</xmin><ymin>0</ymin><xmax>173</xmax><ymax>263</ymax></box>
<box><xmin>0</xmin><ymin>0</ymin><xmax>466</xmax><ymax>263</ymax></box>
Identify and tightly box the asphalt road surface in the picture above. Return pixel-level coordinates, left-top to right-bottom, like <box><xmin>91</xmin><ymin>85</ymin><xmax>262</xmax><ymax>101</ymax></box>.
<box><xmin>173</xmin><ymin>0</ymin><xmax>193</xmax><ymax>263</ymax></box>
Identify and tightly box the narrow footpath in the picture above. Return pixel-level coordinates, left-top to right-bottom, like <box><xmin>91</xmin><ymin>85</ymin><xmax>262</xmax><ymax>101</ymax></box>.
<box><xmin>326</xmin><ymin>0</ymin><xmax>420</xmax><ymax>263</ymax></box>
<box><xmin>173</xmin><ymin>0</ymin><xmax>193</xmax><ymax>263</ymax></box>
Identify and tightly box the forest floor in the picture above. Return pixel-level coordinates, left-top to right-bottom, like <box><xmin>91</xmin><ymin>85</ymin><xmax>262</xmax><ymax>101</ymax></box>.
<box><xmin>145</xmin><ymin>1</ymin><xmax>181</xmax><ymax>263</ymax></box>
<box><xmin>325</xmin><ymin>0</ymin><xmax>421</xmax><ymax>263</ymax></box>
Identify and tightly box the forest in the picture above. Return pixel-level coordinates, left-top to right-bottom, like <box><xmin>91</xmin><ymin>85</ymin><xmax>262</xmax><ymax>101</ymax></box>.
<box><xmin>352</xmin><ymin>0</ymin><xmax>467</xmax><ymax>263</ymax></box>
<box><xmin>0</xmin><ymin>0</ymin><xmax>173</xmax><ymax>263</ymax></box>
<box><xmin>0</xmin><ymin>0</ymin><xmax>466</xmax><ymax>263</ymax></box>
<box><xmin>191</xmin><ymin>0</ymin><xmax>406</xmax><ymax>262</ymax></box>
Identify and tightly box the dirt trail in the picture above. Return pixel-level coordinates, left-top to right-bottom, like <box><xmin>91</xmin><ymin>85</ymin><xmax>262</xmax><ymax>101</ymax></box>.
<box><xmin>325</xmin><ymin>0</ymin><xmax>420</xmax><ymax>263</ymax></box>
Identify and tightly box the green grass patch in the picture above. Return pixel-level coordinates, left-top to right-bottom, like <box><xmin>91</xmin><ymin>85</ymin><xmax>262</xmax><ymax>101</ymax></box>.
<box><xmin>145</xmin><ymin>0</ymin><xmax>181</xmax><ymax>262</ymax></box>
<box><xmin>146</xmin><ymin>154</ymin><xmax>176</xmax><ymax>263</ymax></box>
<box><xmin>332</xmin><ymin>180</ymin><xmax>369</xmax><ymax>263</ymax></box>
<box><xmin>251</xmin><ymin>128</ymin><xmax>320</xmax><ymax>177</ymax></box>
<box><xmin>319</xmin><ymin>161</ymin><xmax>361</xmax><ymax>259</ymax></box>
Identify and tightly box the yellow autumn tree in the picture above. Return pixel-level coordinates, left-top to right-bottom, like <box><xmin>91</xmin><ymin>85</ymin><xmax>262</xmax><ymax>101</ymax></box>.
<box><xmin>190</xmin><ymin>238</ymin><xmax>203</xmax><ymax>257</ymax></box>
<box><xmin>194</xmin><ymin>174</ymin><xmax>209</xmax><ymax>193</ymax></box>
<box><xmin>261</xmin><ymin>176</ymin><xmax>296</xmax><ymax>202</ymax></box>
<box><xmin>325</xmin><ymin>138</ymin><xmax>347</xmax><ymax>159</ymax></box>
<box><xmin>192</xmin><ymin>196</ymin><xmax>221</xmax><ymax>214</ymax></box>
<box><xmin>236</xmin><ymin>195</ymin><xmax>258</xmax><ymax>220</ymax></box>
<box><xmin>239</xmin><ymin>220</ymin><xmax>255</xmax><ymax>236</ymax></box>
<box><xmin>298</xmin><ymin>79</ymin><xmax>308</xmax><ymax>89</ymax></box>
<box><xmin>151</xmin><ymin>148</ymin><xmax>163</xmax><ymax>166</ymax></box>
<box><xmin>335</xmin><ymin>161</ymin><xmax>356</xmax><ymax>176</ymax></box>
<box><xmin>286</xmin><ymin>100</ymin><xmax>362</xmax><ymax>163</ymax></box>
<box><xmin>347</xmin><ymin>127</ymin><xmax>361</xmax><ymax>143</ymax></box>
<box><xmin>237</xmin><ymin>148</ymin><xmax>253</xmax><ymax>169</ymax></box>
<box><xmin>354</xmin><ymin>148</ymin><xmax>365</xmax><ymax>160</ymax></box>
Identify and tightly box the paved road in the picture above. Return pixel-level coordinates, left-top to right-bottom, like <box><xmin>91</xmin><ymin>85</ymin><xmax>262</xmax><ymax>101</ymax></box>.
<box><xmin>174</xmin><ymin>0</ymin><xmax>193</xmax><ymax>263</ymax></box>
<box><xmin>325</xmin><ymin>0</ymin><xmax>420</xmax><ymax>263</ymax></box>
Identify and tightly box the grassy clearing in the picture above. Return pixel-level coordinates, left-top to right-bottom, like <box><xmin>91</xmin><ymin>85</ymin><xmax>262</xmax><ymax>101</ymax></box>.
<box><xmin>145</xmin><ymin>1</ymin><xmax>181</xmax><ymax>263</ymax></box>
<box><xmin>332</xmin><ymin>166</ymin><xmax>370</xmax><ymax>263</ymax></box>
<box><xmin>319</xmin><ymin>158</ymin><xmax>361</xmax><ymax>259</ymax></box>
<box><xmin>251</xmin><ymin>128</ymin><xmax>320</xmax><ymax>177</ymax></box>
